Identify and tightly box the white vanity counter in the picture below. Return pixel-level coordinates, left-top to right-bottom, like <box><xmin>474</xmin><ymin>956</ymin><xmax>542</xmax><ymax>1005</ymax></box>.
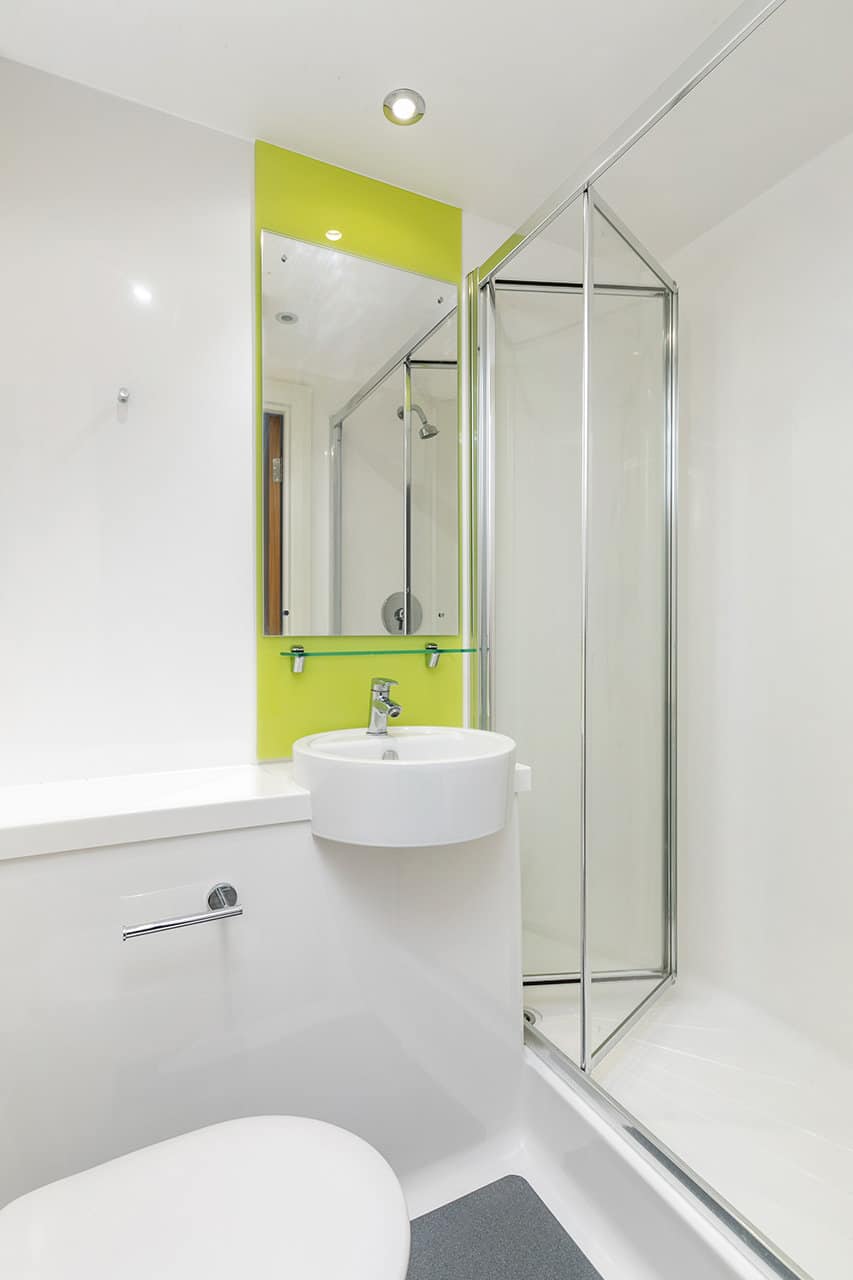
<box><xmin>0</xmin><ymin>763</ymin><xmax>311</xmax><ymax>861</ymax></box>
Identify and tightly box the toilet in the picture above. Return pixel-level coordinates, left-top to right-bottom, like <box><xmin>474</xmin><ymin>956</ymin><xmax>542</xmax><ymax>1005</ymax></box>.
<box><xmin>0</xmin><ymin>1116</ymin><xmax>411</xmax><ymax>1278</ymax></box>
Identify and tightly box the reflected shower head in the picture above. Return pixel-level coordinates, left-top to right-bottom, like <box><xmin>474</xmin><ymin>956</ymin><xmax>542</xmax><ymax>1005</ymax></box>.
<box><xmin>396</xmin><ymin>403</ymin><xmax>439</xmax><ymax>440</ymax></box>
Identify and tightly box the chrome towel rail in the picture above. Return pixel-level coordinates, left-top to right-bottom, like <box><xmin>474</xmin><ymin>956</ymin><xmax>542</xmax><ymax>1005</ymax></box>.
<box><xmin>122</xmin><ymin>883</ymin><xmax>242</xmax><ymax>942</ymax></box>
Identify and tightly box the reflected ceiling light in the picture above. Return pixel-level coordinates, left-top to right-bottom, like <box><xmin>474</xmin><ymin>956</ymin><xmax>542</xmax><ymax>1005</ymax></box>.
<box><xmin>131</xmin><ymin>283</ymin><xmax>152</xmax><ymax>304</ymax></box>
<box><xmin>275</xmin><ymin>311</ymin><xmax>298</xmax><ymax>325</ymax></box>
<box><xmin>325</xmin><ymin>229</ymin><xmax>343</xmax><ymax>242</ymax></box>
<box><xmin>383</xmin><ymin>88</ymin><xmax>425</xmax><ymax>127</ymax></box>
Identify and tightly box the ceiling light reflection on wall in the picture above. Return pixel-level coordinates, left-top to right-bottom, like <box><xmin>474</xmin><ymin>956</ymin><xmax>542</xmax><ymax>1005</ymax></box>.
<box><xmin>325</xmin><ymin>229</ymin><xmax>343</xmax><ymax>242</ymax></box>
<box><xmin>383</xmin><ymin>88</ymin><xmax>426</xmax><ymax>127</ymax></box>
<box><xmin>131</xmin><ymin>283</ymin><xmax>153</xmax><ymax>305</ymax></box>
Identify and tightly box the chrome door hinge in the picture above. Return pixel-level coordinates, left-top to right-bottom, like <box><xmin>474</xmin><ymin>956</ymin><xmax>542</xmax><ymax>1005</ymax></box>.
<box><xmin>272</xmin><ymin>457</ymin><xmax>283</xmax><ymax>484</ymax></box>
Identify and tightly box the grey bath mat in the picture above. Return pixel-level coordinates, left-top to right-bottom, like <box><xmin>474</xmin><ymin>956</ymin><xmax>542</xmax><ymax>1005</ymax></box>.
<box><xmin>407</xmin><ymin>1175</ymin><xmax>603</xmax><ymax>1279</ymax></box>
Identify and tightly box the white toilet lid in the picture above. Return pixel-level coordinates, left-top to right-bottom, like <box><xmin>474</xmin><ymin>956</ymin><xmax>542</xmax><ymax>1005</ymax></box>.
<box><xmin>0</xmin><ymin>1116</ymin><xmax>411</xmax><ymax>1279</ymax></box>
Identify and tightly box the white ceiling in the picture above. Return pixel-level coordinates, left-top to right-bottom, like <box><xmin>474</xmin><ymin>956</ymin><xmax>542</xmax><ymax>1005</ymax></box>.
<box><xmin>262</xmin><ymin>231</ymin><xmax>454</xmax><ymax>388</ymax></box>
<box><xmin>598</xmin><ymin>0</ymin><xmax>853</xmax><ymax>260</ymax></box>
<box><xmin>0</xmin><ymin>0</ymin><xmax>745</xmax><ymax>226</ymax></box>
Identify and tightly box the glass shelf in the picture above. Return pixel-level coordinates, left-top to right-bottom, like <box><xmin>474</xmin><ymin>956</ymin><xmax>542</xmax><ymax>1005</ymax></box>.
<box><xmin>282</xmin><ymin>643</ymin><xmax>476</xmax><ymax>673</ymax></box>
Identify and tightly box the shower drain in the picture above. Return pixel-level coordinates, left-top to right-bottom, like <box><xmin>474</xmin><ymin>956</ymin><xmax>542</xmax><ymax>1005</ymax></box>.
<box><xmin>523</xmin><ymin>1006</ymin><xmax>540</xmax><ymax>1027</ymax></box>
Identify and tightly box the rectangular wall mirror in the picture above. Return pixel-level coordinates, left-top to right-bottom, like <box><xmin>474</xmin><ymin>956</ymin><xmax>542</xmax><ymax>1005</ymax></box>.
<box><xmin>261</xmin><ymin>230</ymin><xmax>459</xmax><ymax>637</ymax></box>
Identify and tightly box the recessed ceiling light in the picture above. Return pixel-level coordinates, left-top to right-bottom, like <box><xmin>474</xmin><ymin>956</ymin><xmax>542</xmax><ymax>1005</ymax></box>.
<box><xmin>131</xmin><ymin>283</ymin><xmax>152</xmax><ymax>304</ymax></box>
<box><xmin>275</xmin><ymin>311</ymin><xmax>298</xmax><ymax>325</ymax></box>
<box><xmin>383</xmin><ymin>88</ymin><xmax>426</xmax><ymax>127</ymax></box>
<box><xmin>325</xmin><ymin>229</ymin><xmax>343</xmax><ymax>242</ymax></box>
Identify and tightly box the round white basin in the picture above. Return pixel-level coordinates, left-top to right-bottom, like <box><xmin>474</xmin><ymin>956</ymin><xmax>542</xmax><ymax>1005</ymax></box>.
<box><xmin>292</xmin><ymin>726</ymin><xmax>516</xmax><ymax>847</ymax></box>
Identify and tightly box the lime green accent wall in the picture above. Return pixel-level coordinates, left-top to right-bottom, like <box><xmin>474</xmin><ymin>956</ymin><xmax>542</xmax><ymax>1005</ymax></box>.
<box><xmin>256</xmin><ymin>142</ymin><xmax>461</xmax><ymax>280</ymax></box>
<box><xmin>255</xmin><ymin>141</ymin><xmax>464</xmax><ymax>759</ymax></box>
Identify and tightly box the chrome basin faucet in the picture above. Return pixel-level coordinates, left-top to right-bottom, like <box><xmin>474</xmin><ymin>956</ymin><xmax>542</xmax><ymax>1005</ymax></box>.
<box><xmin>367</xmin><ymin>678</ymin><xmax>401</xmax><ymax>736</ymax></box>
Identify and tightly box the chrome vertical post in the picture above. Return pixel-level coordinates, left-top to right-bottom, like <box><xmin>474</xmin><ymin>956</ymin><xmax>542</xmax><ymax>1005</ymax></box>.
<box><xmin>330</xmin><ymin>419</ymin><xmax>343</xmax><ymax>633</ymax></box>
<box><xmin>463</xmin><ymin>271</ymin><xmax>477</xmax><ymax>727</ymax></box>
<box><xmin>579</xmin><ymin>187</ymin><xmax>593</xmax><ymax>1074</ymax></box>
<box><xmin>403</xmin><ymin>360</ymin><xmax>413</xmax><ymax>634</ymax></box>
<box><xmin>665</xmin><ymin>288</ymin><xmax>679</xmax><ymax>976</ymax></box>
<box><xmin>477</xmin><ymin>278</ymin><xmax>497</xmax><ymax>728</ymax></box>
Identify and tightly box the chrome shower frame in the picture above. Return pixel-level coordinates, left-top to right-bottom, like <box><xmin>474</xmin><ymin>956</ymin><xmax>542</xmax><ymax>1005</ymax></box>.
<box><xmin>474</xmin><ymin>189</ymin><xmax>678</xmax><ymax>1074</ymax></box>
<box><xmin>467</xmin><ymin>3</ymin><xmax>803</xmax><ymax>1279</ymax></box>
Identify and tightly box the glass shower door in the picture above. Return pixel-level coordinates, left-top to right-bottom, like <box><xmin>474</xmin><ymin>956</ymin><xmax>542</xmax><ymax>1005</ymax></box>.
<box><xmin>482</xmin><ymin>190</ymin><xmax>675</xmax><ymax>1070</ymax></box>
<box><xmin>490</xmin><ymin>199</ymin><xmax>586</xmax><ymax>1060</ymax></box>
<box><xmin>585</xmin><ymin>190</ymin><xmax>676</xmax><ymax>1067</ymax></box>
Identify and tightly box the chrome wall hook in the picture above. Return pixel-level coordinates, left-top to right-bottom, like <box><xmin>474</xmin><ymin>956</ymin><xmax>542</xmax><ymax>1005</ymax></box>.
<box><xmin>117</xmin><ymin>387</ymin><xmax>130</xmax><ymax>404</ymax></box>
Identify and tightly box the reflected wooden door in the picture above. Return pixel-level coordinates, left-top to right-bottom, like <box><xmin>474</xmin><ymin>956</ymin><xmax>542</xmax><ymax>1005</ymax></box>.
<box><xmin>264</xmin><ymin>412</ymin><xmax>283</xmax><ymax>634</ymax></box>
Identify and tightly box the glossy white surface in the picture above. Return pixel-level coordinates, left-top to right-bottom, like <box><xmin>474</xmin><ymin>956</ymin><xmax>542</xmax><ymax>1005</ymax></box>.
<box><xmin>0</xmin><ymin>1117</ymin><xmax>410</xmax><ymax>1279</ymax></box>
<box><xmin>405</xmin><ymin>1052</ymin><xmax>770</xmax><ymax>1280</ymax></box>
<box><xmin>0</xmin><ymin>764</ymin><xmax>310</xmax><ymax>861</ymax></box>
<box><xmin>675</xmin><ymin>122</ymin><xmax>853</xmax><ymax>1064</ymax></box>
<box><xmin>0</xmin><ymin>62</ymin><xmax>254</xmax><ymax>786</ymax></box>
<box><xmin>606</xmin><ymin>96</ymin><xmax>853</xmax><ymax>1280</ymax></box>
<box><xmin>293</xmin><ymin>726</ymin><xmax>516</xmax><ymax>846</ymax></box>
<box><xmin>595</xmin><ymin>0</ymin><xmax>853</xmax><ymax>262</ymax></box>
<box><xmin>519</xmin><ymin>1051</ymin><xmax>770</xmax><ymax>1280</ymax></box>
<box><xmin>525</xmin><ymin>979</ymin><xmax>662</xmax><ymax>1065</ymax></box>
<box><xmin>534</xmin><ymin>978</ymin><xmax>853</xmax><ymax>1280</ymax></box>
<box><xmin>496</xmin><ymin>46</ymin><xmax>853</xmax><ymax>1280</ymax></box>
<box><xmin>0</xmin><ymin>6</ymin><xmax>764</xmax><ymax>228</ymax></box>
<box><xmin>0</xmin><ymin>814</ymin><xmax>522</xmax><ymax>1208</ymax></box>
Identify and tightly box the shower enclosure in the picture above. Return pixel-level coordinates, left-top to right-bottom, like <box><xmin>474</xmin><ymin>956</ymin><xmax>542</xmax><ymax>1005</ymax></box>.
<box><xmin>472</xmin><ymin>186</ymin><xmax>677</xmax><ymax>1073</ymax></box>
<box><xmin>471</xmin><ymin>5</ymin><xmax>853</xmax><ymax>1277</ymax></box>
<box><xmin>329</xmin><ymin>311</ymin><xmax>458</xmax><ymax>635</ymax></box>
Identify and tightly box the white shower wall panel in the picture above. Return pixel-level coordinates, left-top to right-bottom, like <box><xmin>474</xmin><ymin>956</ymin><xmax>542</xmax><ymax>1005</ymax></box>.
<box><xmin>0</xmin><ymin>60</ymin><xmax>255</xmax><ymax>784</ymax></box>
<box><xmin>676</xmin><ymin>124</ymin><xmax>853</xmax><ymax>1061</ymax></box>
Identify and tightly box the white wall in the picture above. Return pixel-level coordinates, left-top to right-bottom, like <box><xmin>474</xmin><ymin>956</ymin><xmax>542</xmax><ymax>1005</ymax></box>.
<box><xmin>462</xmin><ymin>212</ymin><xmax>514</xmax><ymax>276</ymax></box>
<box><xmin>0</xmin><ymin>815</ymin><xmax>522</xmax><ymax>1206</ymax></box>
<box><xmin>0</xmin><ymin>61</ymin><xmax>255</xmax><ymax>785</ymax></box>
<box><xmin>677</xmin><ymin>127</ymin><xmax>853</xmax><ymax>1059</ymax></box>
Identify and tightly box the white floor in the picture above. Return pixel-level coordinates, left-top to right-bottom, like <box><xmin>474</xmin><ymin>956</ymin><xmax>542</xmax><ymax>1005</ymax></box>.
<box><xmin>525</xmin><ymin>976</ymin><xmax>853</xmax><ymax>1280</ymax></box>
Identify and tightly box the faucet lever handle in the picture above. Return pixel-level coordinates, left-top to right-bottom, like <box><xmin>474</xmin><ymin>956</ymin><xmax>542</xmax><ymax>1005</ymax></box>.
<box><xmin>371</xmin><ymin>677</ymin><xmax>398</xmax><ymax>691</ymax></box>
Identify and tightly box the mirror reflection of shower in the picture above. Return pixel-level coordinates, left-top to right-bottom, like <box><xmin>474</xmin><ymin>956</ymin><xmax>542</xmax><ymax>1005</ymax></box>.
<box><xmin>397</xmin><ymin>403</ymin><xmax>439</xmax><ymax>440</ymax></box>
<box><xmin>326</xmin><ymin>305</ymin><xmax>459</xmax><ymax>637</ymax></box>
